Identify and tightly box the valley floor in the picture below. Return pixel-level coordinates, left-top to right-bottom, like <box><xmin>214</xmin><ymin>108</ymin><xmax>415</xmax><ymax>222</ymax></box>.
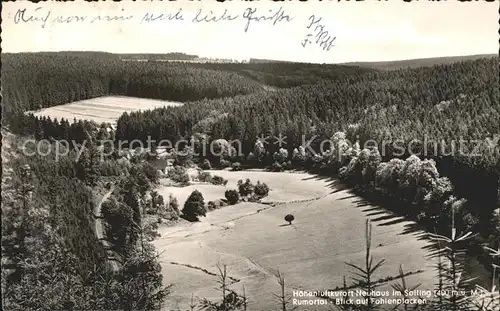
<box><xmin>153</xmin><ymin>170</ymin><xmax>436</xmax><ymax>310</ymax></box>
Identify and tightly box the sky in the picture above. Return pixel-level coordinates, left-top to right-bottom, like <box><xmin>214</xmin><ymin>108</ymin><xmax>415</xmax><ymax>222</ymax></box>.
<box><xmin>2</xmin><ymin>1</ymin><xmax>498</xmax><ymax>63</ymax></box>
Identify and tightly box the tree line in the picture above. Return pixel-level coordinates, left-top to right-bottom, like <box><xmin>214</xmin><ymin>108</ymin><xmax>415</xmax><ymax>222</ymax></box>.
<box><xmin>1</xmin><ymin>53</ymin><xmax>265</xmax><ymax>121</ymax></box>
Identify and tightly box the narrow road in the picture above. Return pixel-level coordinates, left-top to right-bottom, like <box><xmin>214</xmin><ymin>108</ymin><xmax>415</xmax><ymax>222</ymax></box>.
<box><xmin>93</xmin><ymin>186</ymin><xmax>121</xmax><ymax>272</ymax></box>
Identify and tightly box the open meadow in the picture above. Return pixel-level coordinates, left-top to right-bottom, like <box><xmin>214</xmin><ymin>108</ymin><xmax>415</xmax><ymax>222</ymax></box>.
<box><xmin>27</xmin><ymin>96</ymin><xmax>183</xmax><ymax>126</ymax></box>
<box><xmin>153</xmin><ymin>170</ymin><xmax>436</xmax><ymax>310</ymax></box>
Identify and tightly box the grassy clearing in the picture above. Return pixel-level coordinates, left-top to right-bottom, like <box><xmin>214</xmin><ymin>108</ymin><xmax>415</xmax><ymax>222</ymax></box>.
<box><xmin>157</xmin><ymin>170</ymin><xmax>332</xmax><ymax>208</ymax></box>
<box><xmin>153</xmin><ymin>170</ymin><xmax>435</xmax><ymax>310</ymax></box>
<box><xmin>27</xmin><ymin>96</ymin><xmax>183</xmax><ymax>125</ymax></box>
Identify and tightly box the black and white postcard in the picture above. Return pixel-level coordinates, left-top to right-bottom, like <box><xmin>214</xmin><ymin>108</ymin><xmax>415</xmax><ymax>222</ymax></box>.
<box><xmin>1</xmin><ymin>1</ymin><xmax>499</xmax><ymax>310</ymax></box>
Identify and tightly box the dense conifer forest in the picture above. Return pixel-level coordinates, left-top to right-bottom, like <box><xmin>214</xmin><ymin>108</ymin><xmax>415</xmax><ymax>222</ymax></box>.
<box><xmin>2</xmin><ymin>52</ymin><xmax>499</xmax><ymax>310</ymax></box>
<box><xmin>1</xmin><ymin>53</ymin><xmax>264</xmax><ymax>119</ymax></box>
<box><xmin>345</xmin><ymin>54</ymin><xmax>496</xmax><ymax>70</ymax></box>
<box><xmin>1</xmin><ymin>132</ymin><xmax>169</xmax><ymax>310</ymax></box>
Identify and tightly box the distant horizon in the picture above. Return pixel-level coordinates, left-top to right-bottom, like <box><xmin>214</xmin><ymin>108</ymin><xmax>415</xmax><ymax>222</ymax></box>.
<box><xmin>2</xmin><ymin>50</ymin><xmax>497</xmax><ymax>65</ymax></box>
<box><xmin>3</xmin><ymin>1</ymin><xmax>497</xmax><ymax>64</ymax></box>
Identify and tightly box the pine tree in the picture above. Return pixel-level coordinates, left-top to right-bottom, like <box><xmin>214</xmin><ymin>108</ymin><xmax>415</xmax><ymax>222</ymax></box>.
<box><xmin>345</xmin><ymin>220</ymin><xmax>385</xmax><ymax>311</ymax></box>
<box><xmin>182</xmin><ymin>190</ymin><xmax>206</xmax><ymax>221</ymax></box>
<box><xmin>428</xmin><ymin>208</ymin><xmax>476</xmax><ymax>311</ymax></box>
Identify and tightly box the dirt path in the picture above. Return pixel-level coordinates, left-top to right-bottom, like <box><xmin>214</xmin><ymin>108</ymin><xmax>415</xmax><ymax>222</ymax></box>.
<box><xmin>93</xmin><ymin>186</ymin><xmax>121</xmax><ymax>272</ymax></box>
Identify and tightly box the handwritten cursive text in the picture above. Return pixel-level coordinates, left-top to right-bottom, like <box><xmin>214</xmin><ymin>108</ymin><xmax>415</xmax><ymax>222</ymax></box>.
<box><xmin>11</xmin><ymin>6</ymin><xmax>298</xmax><ymax>35</ymax></box>
<box><xmin>192</xmin><ymin>9</ymin><xmax>239</xmax><ymax>23</ymax></box>
<box><xmin>14</xmin><ymin>7</ymin><xmax>51</xmax><ymax>29</ymax></box>
<box><xmin>302</xmin><ymin>15</ymin><xmax>336</xmax><ymax>51</ymax></box>
<box><xmin>141</xmin><ymin>9</ymin><xmax>184</xmax><ymax>23</ymax></box>
<box><xmin>242</xmin><ymin>7</ymin><xmax>293</xmax><ymax>32</ymax></box>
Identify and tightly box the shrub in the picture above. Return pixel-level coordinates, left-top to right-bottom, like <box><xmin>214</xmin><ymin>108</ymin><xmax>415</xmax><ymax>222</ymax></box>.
<box><xmin>173</xmin><ymin>146</ymin><xmax>193</xmax><ymax>167</ymax></box>
<box><xmin>207</xmin><ymin>201</ymin><xmax>217</xmax><ymax>211</ymax></box>
<box><xmin>220</xmin><ymin>159</ymin><xmax>231</xmax><ymax>168</ymax></box>
<box><xmin>415</xmin><ymin>211</ymin><xmax>427</xmax><ymax>222</ymax></box>
<box><xmin>231</xmin><ymin>162</ymin><xmax>242</xmax><ymax>171</ymax></box>
<box><xmin>211</xmin><ymin>175</ymin><xmax>227</xmax><ymax>186</ymax></box>
<box><xmin>147</xmin><ymin>191</ymin><xmax>165</xmax><ymax>214</ymax></box>
<box><xmin>237</xmin><ymin>179</ymin><xmax>254</xmax><ymax>197</ymax></box>
<box><xmin>271</xmin><ymin>161</ymin><xmax>283</xmax><ymax>172</ymax></box>
<box><xmin>283</xmin><ymin>160</ymin><xmax>292</xmax><ymax>170</ymax></box>
<box><xmin>252</xmin><ymin>139</ymin><xmax>266</xmax><ymax>164</ymax></box>
<box><xmin>273</xmin><ymin>148</ymin><xmax>289</xmax><ymax>163</ymax></box>
<box><xmin>101</xmin><ymin>197</ymin><xmax>134</xmax><ymax>246</ymax></box>
<box><xmin>200</xmin><ymin>159</ymin><xmax>212</xmax><ymax>170</ymax></box>
<box><xmin>212</xmin><ymin>138</ymin><xmax>230</xmax><ymax>157</ymax></box>
<box><xmin>254</xmin><ymin>181</ymin><xmax>270</xmax><ymax>198</ymax></box>
<box><xmin>248</xmin><ymin>193</ymin><xmax>261</xmax><ymax>203</ymax></box>
<box><xmin>167</xmin><ymin>166</ymin><xmax>190</xmax><ymax>185</ymax></box>
<box><xmin>489</xmin><ymin>210</ymin><xmax>500</xmax><ymax>244</ymax></box>
<box><xmin>182</xmin><ymin>190</ymin><xmax>206</xmax><ymax>222</ymax></box>
<box><xmin>338</xmin><ymin>166</ymin><xmax>349</xmax><ymax>180</ymax></box>
<box><xmin>197</xmin><ymin>171</ymin><xmax>213</xmax><ymax>183</ymax></box>
<box><xmin>165</xmin><ymin>194</ymin><xmax>180</xmax><ymax>220</ymax></box>
<box><xmin>246</xmin><ymin>152</ymin><xmax>256</xmax><ymax>162</ymax></box>
<box><xmin>142</xmin><ymin>162</ymin><xmax>160</xmax><ymax>184</ymax></box>
<box><xmin>225</xmin><ymin>189</ymin><xmax>240</xmax><ymax>205</ymax></box>
<box><xmin>462</xmin><ymin>213</ymin><xmax>479</xmax><ymax>231</ymax></box>
<box><xmin>292</xmin><ymin>146</ymin><xmax>307</xmax><ymax>164</ymax></box>
<box><xmin>285</xmin><ymin>214</ymin><xmax>295</xmax><ymax>225</ymax></box>
<box><xmin>128</xmin><ymin>166</ymin><xmax>151</xmax><ymax>196</ymax></box>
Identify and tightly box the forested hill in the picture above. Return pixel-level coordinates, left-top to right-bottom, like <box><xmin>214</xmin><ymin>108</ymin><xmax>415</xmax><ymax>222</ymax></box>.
<box><xmin>6</xmin><ymin>52</ymin><xmax>492</xmax><ymax>121</ymax></box>
<box><xmin>1</xmin><ymin>53</ymin><xmax>262</xmax><ymax>119</ymax></box>
<box><xmin>116</xmin><ymin>57</ymin><xmax>498</xmax><ymax>151</ymax></box>
<box><xmin>1</xmin><ymin>51</ymin><xmax>199</xmax><ymax>60</ymax></box>
<box><xmin>248</xmin><ymin>58</ymin><xmax>292</xmax><ymax>63</ymax></box>
<box><xmin>119</xmin><ymin>52</ymin><xmax>199</xmax><ymax>61</ymax></box>
<box><xmin>344</xmin><ymin>53</ymin><xmax>497</xmax><ymax>70</ymax></box>
<box><xmin>2</xmin><ymin>126</ymin><xmax>170</xmax><ymax>309</ymax></box>
<box><xmin>189</xmin><ymin>61</ymin><xmax>377</xmax><ymax>88</ymax></box>
<box><xmin>115</xmin><ymin>56</ymin><xmax>499</xmax><ymax>215</ymax></box>
<box><xmin>3</xmin><ymin>53</ymin><xmax>499</xmax><ymax>215</ymax></box>
<box><xmin>1</xmin><ymin>52</ymin><xmax>374</xmax><ymax>120</ymax></box>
